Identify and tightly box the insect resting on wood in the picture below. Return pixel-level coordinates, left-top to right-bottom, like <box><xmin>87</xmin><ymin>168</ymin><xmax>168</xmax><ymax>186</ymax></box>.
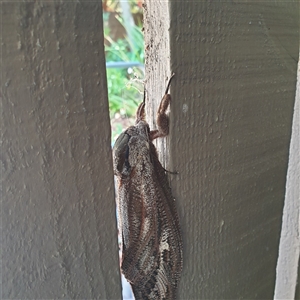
<box><xmin>113</xmin><ymin>74</ymin><xmax>183</xmax><ymax>299</ymax></box>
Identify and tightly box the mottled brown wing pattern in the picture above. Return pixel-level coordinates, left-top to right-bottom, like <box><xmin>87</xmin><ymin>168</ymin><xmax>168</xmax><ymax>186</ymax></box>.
<box><xmin>113</xmin><ymin>75</ymin><xmax>183</xmax><ymax>299</ymax></box>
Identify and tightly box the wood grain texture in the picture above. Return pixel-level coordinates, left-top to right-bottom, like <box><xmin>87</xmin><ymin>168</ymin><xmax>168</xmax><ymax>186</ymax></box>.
<box><xmin>1</xmin><ymin>3</ymin><xmax>121</xmax><ymax>299</ymax></box>
<box><xmin>144</xmin><ymin>1</ymin><xmax>299</xmax><ymax>299</ymax></box>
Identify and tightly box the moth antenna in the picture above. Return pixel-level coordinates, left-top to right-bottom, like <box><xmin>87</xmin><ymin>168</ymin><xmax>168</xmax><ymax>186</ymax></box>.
<box><xmin>136</xmin><ymin>89</ymin><xmax>146</xmax><ymax>122</ymax></box>
<box><xmin>164</xmin><ymin>73</ymin><xmax>175</xmax><ymax>95</ymax></box>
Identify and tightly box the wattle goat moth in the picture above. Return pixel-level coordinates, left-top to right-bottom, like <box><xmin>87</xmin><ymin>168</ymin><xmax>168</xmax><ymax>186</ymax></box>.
<box><xmin>113</xmin><ymin>74</ymin><xmax>183</xmax><ymax>299</ymax></box>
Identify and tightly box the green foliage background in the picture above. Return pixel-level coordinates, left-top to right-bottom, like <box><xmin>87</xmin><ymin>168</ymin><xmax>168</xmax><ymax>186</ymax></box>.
<box><xmin>104</xmin><ymin>17</ymin><xmax>144</xmax><ymax>119</ymax></box>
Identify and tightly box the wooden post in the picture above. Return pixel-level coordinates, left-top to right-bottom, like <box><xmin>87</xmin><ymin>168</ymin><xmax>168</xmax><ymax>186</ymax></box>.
<box><xmin>2</xmin><ymin>3</ymin><xmax>121</xmax><ymax>299</ymax></box>
<box><xmin>144</xmin><ymin>1</ymin><xmax>299</xmax><ymax>299</ymax></box>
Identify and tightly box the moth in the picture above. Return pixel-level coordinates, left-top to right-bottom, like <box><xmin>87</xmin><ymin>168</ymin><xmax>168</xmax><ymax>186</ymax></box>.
<box><xmin>113</xmin><ymin>74</ymin><xmax>183</xmax><ymax>299</ymax></box>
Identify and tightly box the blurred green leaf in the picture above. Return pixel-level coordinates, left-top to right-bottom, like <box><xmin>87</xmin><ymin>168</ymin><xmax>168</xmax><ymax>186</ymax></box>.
<box><xmin>105</xmin><ymin>23</ymin><xmax>144</xmax><ymax>118</ymax></box>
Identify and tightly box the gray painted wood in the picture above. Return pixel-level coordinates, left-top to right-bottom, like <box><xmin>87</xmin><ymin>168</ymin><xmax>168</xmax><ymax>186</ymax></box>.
<box><xmin>144</xmin><ymin>1</ymin><xmax>299</xmax><ymax>299</ymax></box>
<box><xmin>1</xmin><ymin>3</ymin><xmax>121</xmax><ymax>299</ymax></box>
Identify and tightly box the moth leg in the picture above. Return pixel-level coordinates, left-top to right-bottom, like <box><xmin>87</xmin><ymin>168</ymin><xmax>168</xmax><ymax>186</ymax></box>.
<box><xmin>150</xmin><ymin>74</ymin><xmax>175</xmax><ymax>140</ymax></box>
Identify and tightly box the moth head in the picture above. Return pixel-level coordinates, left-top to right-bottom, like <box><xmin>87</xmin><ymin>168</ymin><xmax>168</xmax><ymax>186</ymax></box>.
<box><xmin>113</xmin><ymin>123</ymin><xmax>151</xmax><ymax>177</ymax></box>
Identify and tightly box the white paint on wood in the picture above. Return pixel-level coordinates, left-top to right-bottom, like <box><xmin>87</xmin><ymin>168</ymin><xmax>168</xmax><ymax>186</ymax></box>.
<box><xmin>274</xmin><ymin>52</ymin><xmax>300</xmax><ymax>300</ymax></box>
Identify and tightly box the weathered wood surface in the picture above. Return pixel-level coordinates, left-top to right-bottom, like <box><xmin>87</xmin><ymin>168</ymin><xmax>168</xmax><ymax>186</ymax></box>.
<box><xmin>144</xmin><ymin>1</ymin><xmax>299</xmax><ymax>299</ymax></box>
<box><xmin>2</xmin><ymin>3</ymin><xmax>121</xmax><ymax>299</ymax></box>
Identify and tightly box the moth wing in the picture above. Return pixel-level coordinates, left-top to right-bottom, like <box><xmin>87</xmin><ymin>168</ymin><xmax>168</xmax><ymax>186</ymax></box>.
<box><xmin>118</xmin><ymin>172</ymin><xmax>160</xmax><ymax>285</ymax></box>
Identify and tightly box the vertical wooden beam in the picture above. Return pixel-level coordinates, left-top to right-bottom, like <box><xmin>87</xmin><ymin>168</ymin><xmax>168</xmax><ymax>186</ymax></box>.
<box><xmin>2</xmin><ymin>2</ymin><xmax>121</xmax><ymax>299</ymax></box>
<box><xmin>144</xmin><ymin>1</ymin><xmax>299</xmax><ymax>299</ymax></box>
